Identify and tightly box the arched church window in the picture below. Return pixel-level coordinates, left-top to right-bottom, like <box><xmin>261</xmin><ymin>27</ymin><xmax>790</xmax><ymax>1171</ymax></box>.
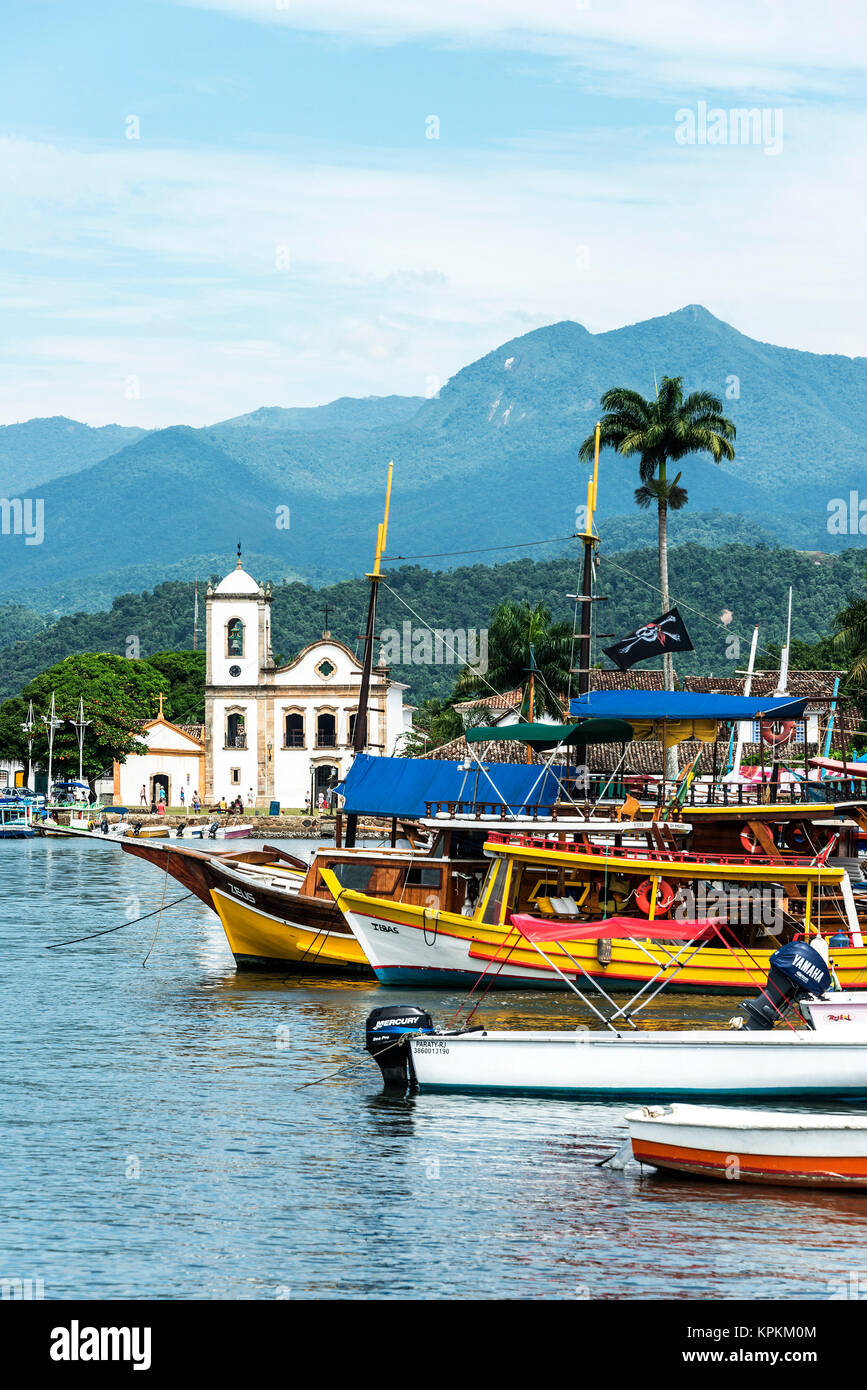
<box><xmin>226</xmin><ymin>711</ymin><xmax>247</xmax><ymax>749</ymax></box>
<box><xmin>227</xmin><ymin>618</ymin><xmax>244</xmax><ymax>658</ymax></box>
<box><xmin>285</xmin><ymin>713</ymin><xmax>304</xmax><ymax>748</ymax></box>
<box><xmin>316</xmin><ymin>712</ymin><xmax>337</xmax><ymax>748</ymax></box>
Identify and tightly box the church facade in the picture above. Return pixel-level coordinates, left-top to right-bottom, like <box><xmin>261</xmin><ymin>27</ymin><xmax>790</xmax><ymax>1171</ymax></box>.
<box><xmin>204</xmin><ymin>557</ymin><xmax>411</xmax><ymax>809</ymax></box>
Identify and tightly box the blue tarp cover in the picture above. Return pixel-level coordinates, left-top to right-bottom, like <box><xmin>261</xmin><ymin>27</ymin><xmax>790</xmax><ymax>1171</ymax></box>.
<box><xmin>336</xmin><ymin>753</ymin><xmax>572</xmax><ymax>818</ymax></box>
<box><xmin>568</xmin><ymin>690</ymin><xmax>808</xmax><ymax>721</ymax></box>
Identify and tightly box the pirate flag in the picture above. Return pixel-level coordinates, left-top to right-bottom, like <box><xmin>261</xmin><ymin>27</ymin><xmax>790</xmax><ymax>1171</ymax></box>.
<box><xmin>603</xmin><ymin>607</ymin><xmax>693</xmax><ymax>671</ymax></box>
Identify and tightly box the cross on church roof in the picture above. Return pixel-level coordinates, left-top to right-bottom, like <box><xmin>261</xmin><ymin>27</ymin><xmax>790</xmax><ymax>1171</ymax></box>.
<box><xmin>236</xmin><ymin>539</ymin><xmax>243</xmax><ymax>570</ymax></box>
<box><xmin>323</xmin><ymin>602</ymin><xmax>330</xmax><ymax>637</ymax></box>
<box><xmin>157</xmin><ymin>692</ymin><xmax>165</xmax><ymax>718</ymax></box>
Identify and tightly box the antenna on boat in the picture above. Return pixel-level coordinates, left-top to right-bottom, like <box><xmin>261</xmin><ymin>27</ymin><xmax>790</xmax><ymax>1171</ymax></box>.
<box><xmin>730</xmin><ymin>624</ymin><xmax>759</xmax><ymax>780</ymax></box>
<box><xmin>344</xmin><ymin>461</ymin><xmax>394</xmax><ymax>849</ymax></box>
<box><xmin>20</xmin><ymin>700</ymin><xmax>36</xmax><ymax>790</ymax></box>
<box><xmin>775</xmin><ymin>585</ymin><xmax>793</xmax><ymax>696</ymax></box>
<box><xmin>575</xmin><ymin>421</ymin><xmax>601</xmax><ymax>697</ymax></box>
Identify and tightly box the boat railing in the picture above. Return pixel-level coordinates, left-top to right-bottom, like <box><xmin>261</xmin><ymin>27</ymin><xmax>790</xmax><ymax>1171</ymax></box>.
<box><xmin>484</xmin><ymin>829</ymin><xmax>823</xmax><ymax>870</ymax></box>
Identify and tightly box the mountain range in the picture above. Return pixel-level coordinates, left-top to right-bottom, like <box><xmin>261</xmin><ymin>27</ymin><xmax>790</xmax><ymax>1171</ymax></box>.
<box><xmin>2</xmin><ymin>305</ymin><xmax>866</xmax><ymax>614</ymax></box>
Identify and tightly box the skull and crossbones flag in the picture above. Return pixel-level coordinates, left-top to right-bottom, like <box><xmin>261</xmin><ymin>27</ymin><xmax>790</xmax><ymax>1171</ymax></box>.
<box><xmin>603</xmin><ymin>607</ymin><xmax>693</xmax><ymax>671</ymax></box>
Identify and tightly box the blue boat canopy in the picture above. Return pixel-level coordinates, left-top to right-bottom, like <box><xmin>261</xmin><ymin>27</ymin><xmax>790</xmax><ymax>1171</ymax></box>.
<box><xmin>568</xmin><ymin>690</ymin><xmax>808</xmax><ymax>722</ymax></box>
<box><xmin>336</xmin><ymin>753</ymin><xmax>573</xmax><ymax>818</ymax></box>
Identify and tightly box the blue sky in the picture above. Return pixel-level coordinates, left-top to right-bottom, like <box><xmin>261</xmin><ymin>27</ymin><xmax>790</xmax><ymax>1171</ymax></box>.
<box><xmin>1</xmin><ymin>0</ymin><xmax>865</xmax><ymax>426</ymax></box>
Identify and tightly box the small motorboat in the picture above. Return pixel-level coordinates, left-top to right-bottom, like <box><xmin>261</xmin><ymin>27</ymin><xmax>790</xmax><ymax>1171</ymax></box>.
<box><xmin>625</xmin><ymin>1102</ymin><xmax>867</xmax><ymax>1188</ymax></box>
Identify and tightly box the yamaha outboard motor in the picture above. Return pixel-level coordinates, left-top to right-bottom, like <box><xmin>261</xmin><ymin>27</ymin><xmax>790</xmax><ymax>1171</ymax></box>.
<box><xmin>742</xmin><ymin>941</ymin><xmax>832</xmax><ymax>1030</ymax></box>
<box><xmin>365</xmin><ymin>1006</ymin><xmax>435</xmax><ymax>1090</ymax></box>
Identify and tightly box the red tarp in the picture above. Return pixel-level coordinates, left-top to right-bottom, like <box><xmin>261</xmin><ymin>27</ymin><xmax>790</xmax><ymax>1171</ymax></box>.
<box><xmin>509</xmin><ymin>913</ymin><xmax>725</xmax><ymax>944</ymax></box>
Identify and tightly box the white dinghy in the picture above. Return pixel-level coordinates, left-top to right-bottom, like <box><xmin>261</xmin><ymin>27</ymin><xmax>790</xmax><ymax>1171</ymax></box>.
<box><xmin>624</xmin><ymin>1103</ymin><xmax>867</xmax><ymax>1188</ymax></box>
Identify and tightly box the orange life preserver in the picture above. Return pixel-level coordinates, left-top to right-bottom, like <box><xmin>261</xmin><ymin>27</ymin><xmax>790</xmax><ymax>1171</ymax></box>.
<box><xmin>761</xmin><ymin>719</ymin><xmax>796</xmax><ymax>747</ymax></box>
<box><xmin>635</xmin><ymin>878</ymin><xmax>675</xmax><ymax>918</ymax></box>
<box><xmin>740</xmin><ymin>826</ymin><xmax>760</xmax><ymax>854</ymax></box>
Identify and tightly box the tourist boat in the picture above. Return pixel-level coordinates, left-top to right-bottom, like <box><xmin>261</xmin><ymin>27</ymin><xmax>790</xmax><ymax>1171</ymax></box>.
<box><xmin>36</xmin><ymin>807</ymin><xmax>132</xmax><ymax>839</ymax></box>
<box><xmin>0</xmin><ymin>802</ymin><xmax>35</xmax><ymax>838</ymax></box>
<box><xmin>363</xmin><ymin>933</ymin><xmax>867</xmax><ymax>1100</ymax></box>
<box><xmin>624</xmin><ymin>1103</ymin><xmax>867</xmax><ymax>1187</ymax></box>
<box><xmin>122</xmin><ymin>824</ymin><xmax>491</xmax><ymax>974</ymax></box>
<box><xmin>322</xmin><ymin>822</ymin><xmax>867</xmax><ymax>992</ymax></box>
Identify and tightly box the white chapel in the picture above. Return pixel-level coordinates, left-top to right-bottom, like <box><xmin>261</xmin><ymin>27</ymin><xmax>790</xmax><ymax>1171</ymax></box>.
<box><xmin>203</xmin><ymin>553</ymin><xmax>411</xmax><ymax>809</ymax></box>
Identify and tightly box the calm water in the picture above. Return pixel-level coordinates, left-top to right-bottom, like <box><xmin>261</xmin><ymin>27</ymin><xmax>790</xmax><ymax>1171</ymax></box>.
<box><xmin>3</xmin><ymin>836</ymin><xmax>867</xmax><ymax>1301</ymax></box>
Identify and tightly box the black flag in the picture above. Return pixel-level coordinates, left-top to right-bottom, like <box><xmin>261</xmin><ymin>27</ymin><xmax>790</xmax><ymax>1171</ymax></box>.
<box><xmin>603</xmin><ymin>607</ymin><xmax>693</xmax><ymax>671</ymax></box>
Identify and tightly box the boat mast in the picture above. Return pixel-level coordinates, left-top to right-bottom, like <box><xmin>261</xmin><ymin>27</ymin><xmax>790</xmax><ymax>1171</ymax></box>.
<box><xmin>71</xmin><ymin>697</ymin><xmax>91</xmax><ymax>786</ymax></box>
<box><xmin>344</xmin><ymin>462</ymin><xmax>394</xmax><ymax>849</ymax></box>
<box><xmin>21</xmin><ymin>700</ymin><xmax>35</xmax><ymax>789</ymax></box>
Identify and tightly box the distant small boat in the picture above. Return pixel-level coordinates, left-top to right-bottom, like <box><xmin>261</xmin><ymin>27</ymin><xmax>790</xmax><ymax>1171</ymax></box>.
<box><xmin>0</xmin><ymin>803</ymin><xmax>34</xmax><ymax>838</ymax></box>
<box><xmin>625</xmin><ymin>1102</ymin><xmax>867</xmax><ymax>1188</ymax></box>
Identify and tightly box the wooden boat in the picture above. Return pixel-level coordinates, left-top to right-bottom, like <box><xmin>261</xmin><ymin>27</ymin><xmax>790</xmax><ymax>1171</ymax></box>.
<box><xmin>323</xmin><ymin>825</ymin><xmax>867</xmax><ymax>993</ymax></box>
<box><xmin>625</xmin><ymin>1103</ymin><xmax>867</xmax><ymax>1187</ymax></box>
<box><xmin>122</xmin><ymin>827</ymin><xmax>490</xmax><ymax>975</ymax></box>
<box><xmin>120</xmin><ymin>840</ymin><xmax>307</xmax><ymax>907</ymax></box>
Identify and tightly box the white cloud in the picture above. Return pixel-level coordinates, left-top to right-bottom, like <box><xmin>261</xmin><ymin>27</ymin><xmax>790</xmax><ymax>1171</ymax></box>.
<box><xmin>1</xmin><ymin>91</ymin><xmax>865</xmax><ymax>427</ymax></box>
<box><xmin>175</xmin><ymin>0</ymin><xmax>867</xmax><ymax>91</ymax></box>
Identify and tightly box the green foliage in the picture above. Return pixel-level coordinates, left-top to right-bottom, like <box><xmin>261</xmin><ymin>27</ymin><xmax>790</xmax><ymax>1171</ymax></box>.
<box><xmin>0</xmin><ymin>654</ymin><xmax>165</xmax><ymax>785</ymax></box>
<box><xmin>145</xmin><ymin>651</ymin><xmax>206</xmax><ymax>724</ymax></box>
<box><xmin>456</xmin><ymin>598</ymin><xmax>571</xmax><ymax>717</ymax></box>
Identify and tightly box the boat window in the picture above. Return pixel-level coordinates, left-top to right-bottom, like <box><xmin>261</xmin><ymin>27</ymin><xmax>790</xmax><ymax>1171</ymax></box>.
<box><xmin>330</xmin><ymin>863</ymin><xmax>377</xmax><ymax>893</ymax></box>
<box><xmin>404</xmin><ymin>866</ymin><xmax>441</xmax><ymax>888</ymax></box>
<box><xmin>481</xmin><ymin>860</ymin><xmax>511</xmax><ymax>924</ymax></box>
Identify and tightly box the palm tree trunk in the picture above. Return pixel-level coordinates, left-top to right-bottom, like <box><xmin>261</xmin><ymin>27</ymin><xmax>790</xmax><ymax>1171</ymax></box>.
<box><xmin>657</xmin><ymin>493</ymin><xmax>679</xmax><ymax>781</ymax></box>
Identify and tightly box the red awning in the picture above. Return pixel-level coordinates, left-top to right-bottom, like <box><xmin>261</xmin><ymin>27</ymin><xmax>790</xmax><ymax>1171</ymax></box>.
<box><xmin>509</xmin><ymin>913</ymin><xmax>725</xmax><ymax>943</ymax></box>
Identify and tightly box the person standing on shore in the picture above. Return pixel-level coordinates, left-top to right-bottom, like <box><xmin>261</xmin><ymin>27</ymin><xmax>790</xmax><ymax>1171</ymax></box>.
<box><xmin>140</xmin><ymin>785</ymin><xmax>148</xmax><ymax>808</ymax></box>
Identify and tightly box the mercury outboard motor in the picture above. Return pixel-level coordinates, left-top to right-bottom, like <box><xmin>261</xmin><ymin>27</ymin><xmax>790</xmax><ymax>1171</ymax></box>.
<box><xmin>741</xmin><ymin>941</ymin><xmax>832</xmax><ymax>1030</ymax></box>
<box><xmin>365</xmin><ymin>1006</ymin><xmax>435</xmax><ymax>1090</ymax></box>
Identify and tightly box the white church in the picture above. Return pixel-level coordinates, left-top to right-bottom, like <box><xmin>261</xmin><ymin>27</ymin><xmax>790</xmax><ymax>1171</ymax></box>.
<box><xmin>115</xmin><ymin>554</ymin><xmax>412</xmax><ymax>811</ymax></box>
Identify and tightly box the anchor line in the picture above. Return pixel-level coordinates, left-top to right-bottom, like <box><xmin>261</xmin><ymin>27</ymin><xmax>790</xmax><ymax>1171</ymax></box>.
<box><xmin>46</xmin><ymin>892</ymin><xmax>196</xmax><ymax>948</ymax></box>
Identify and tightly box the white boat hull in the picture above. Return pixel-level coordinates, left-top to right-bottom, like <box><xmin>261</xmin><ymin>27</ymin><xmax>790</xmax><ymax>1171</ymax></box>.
<box><xmin>626</xmin><ymin>1102</ymin><xmax>867</xmax><ymax>1186</ymax></box>
<box><xmin>408</xmin><ymin>1028</ymin><xmax>867</xmax><ymax>1097</ymax></box>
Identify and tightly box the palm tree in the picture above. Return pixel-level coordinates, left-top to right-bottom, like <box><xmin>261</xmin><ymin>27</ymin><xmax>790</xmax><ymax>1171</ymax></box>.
<box><xmin>455</xmin><ymin>599</ymin><xmax>572</xmax><ymax>723</ymax></box>
<box><xmin>579</xmin><ymin>376</ymin><xmax>736</xmax><ymax>693</ymax></box>
<box><xmin>833</xmin><ymin>594</ymin><xmax>867</xmax><ymax>685</ymax></box>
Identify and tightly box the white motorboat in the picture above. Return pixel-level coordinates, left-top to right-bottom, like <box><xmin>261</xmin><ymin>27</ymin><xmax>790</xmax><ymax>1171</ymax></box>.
<box><xmin>624</xmin><ymin>1102</ymin><xmax>867</xmax><ymax>1187</ymax></box>
<box><xmin>363</xmin><ymin>925</ymin><xmax>867</xmax><ymax>1100</ymax></box>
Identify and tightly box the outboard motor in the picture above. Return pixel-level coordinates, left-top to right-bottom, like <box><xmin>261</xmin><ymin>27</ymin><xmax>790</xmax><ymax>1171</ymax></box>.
<box><xmin>208</xmin><ymin>821</ymin><xmax>219</xmax><ymax>839</ymax></box>
<box><xmin>365</xmin><ymin>1006</ymin><xmax>435</xmax><ymax>1090</ymax></box>
<box><xmin>741</xmin><ymin>941</ymin><xmax>831</xmax><ymax>1030</ymax></box>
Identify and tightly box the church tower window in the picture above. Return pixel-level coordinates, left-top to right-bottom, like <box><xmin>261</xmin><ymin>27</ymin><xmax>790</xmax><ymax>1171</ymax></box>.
<box><xmin>227</xmin><ymin>619</ymin><xmax>244</xmax><ymax>658</ymax></box>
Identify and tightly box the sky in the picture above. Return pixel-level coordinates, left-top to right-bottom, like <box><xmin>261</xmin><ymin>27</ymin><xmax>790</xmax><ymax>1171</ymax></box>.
<box><xmin>1</xmin><ymin>0</ymin><xmax>865</xmax><ymax>427</ymax></box>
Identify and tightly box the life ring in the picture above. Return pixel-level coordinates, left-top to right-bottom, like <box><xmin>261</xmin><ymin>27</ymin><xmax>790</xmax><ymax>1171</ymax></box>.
<box><xmin>761</xmin><ymin>719</ymin><xmax>796</xmax><ymax>747</ymax></box>
<box><xmin>635</xmin><ymin>878</ymin><xmax>675</xmax><ymax>918</ymax></box>
<box><xmin>740</xmin><ymin>826</ymin><xmax>760</xmax><ymax>855</ymax></box>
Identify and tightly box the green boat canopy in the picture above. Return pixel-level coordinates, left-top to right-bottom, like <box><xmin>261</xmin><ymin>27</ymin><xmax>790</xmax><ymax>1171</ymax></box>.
<box><xmin>465</xmin><ymin>718</ymin><xmax>634</xmax><ymax>751</ymax></box>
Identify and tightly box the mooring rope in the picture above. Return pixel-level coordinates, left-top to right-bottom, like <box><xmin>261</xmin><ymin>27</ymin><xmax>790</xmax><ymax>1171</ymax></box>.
<box><xmin>46</xmin><ymin>892</ymin><xmax>195</xmax><ymax>949</ymax></box>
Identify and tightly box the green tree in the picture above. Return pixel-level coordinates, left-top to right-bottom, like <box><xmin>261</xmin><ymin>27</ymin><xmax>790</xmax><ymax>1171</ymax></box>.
<box><xmin>0</xmin><ymin>654</ymin><xmax>165</xmax><ymax>792</ymax></box>
<box><xmin>145</xmin><ymin>650</ymin><xmax>205</xmax><ymax>724</ymax></box>
<box><xmin>455</xmin><ymin>599</ymin><xmax>571</xmax><ymax>718</ymax></box>
<box><xmin>580</xmin><ymin>377</ymin><xmax>736</xmax><ymax>693</ymax></box>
